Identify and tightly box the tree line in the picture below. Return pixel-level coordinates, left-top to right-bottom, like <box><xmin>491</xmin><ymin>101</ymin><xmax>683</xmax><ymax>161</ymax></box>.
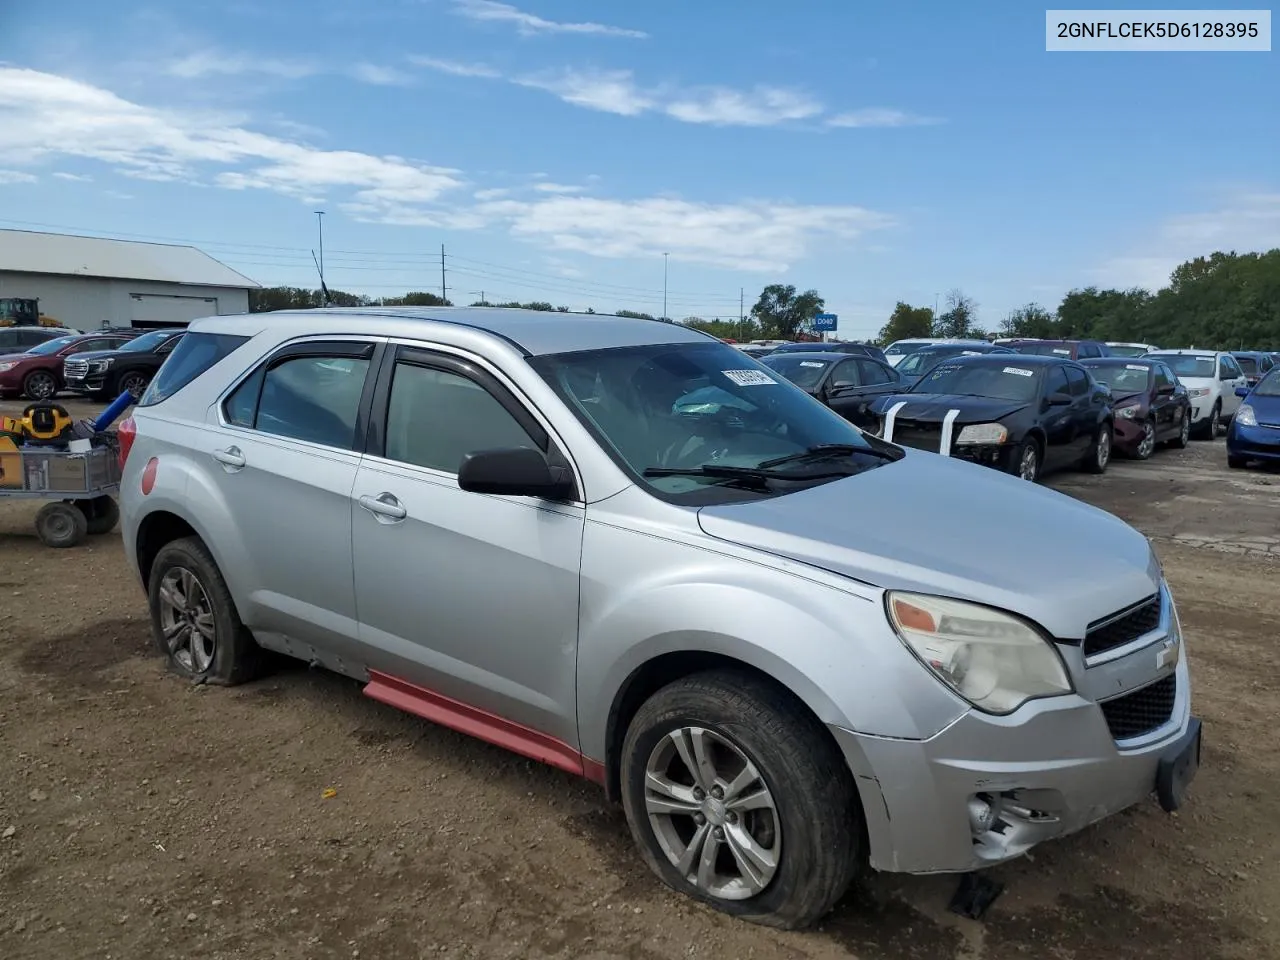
<box><xmin>249</xmin><ymin>247</ymin><xmax>1280</xmax><ymax>350</ymax></box>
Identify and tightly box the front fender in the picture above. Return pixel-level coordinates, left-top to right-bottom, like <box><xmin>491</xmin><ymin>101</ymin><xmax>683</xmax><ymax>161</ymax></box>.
<box><xmin>574</xmin><ymin>518</ymin><xmax>967</xmax><ymax>762</ymax></box>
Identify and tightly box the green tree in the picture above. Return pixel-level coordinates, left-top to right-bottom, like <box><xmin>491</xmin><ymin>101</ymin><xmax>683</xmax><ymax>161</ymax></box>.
<box><xmin>933</xmin><ymin>290</ymin><xmax>979</xmax><ymax>338</ymax></box>
<box><xmin>615</xmin><ymin>309</ymin><xmax>657</xmax><ymax>320</ymax></box>
<box><xmin>382</xmin><ymin>291</ymin><xmax>451</xmax><ymax>307</ymax></box>
<box><xmin>876</xmin><ymin>302</ymin><xmax>934</xmax><ymax>345</ymax></box>
<box><xmin>1000</xmin><ymin>303</ymin><xmax>1057</xmax><ymax>338</ymax></box>
<box><xmin>751</xmin><ymin>284</ymin><xmax>825</xmax><ymax>339</ymax></box>
<box><xmin>1055</xmin><ymin>287</ymin><xmax>1150</xmax><ymax>340</ymax></box>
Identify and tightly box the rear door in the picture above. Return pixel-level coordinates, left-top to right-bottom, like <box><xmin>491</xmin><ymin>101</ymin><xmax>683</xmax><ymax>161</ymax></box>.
<box><xmin>1039</xmin><ymin>364</ymin><xmax>1079</xmax><ymax>468</ymax></box>
<box><xmin>1151</xmin><ymin>363</ymin><xmax>1178</xmax><ymax>437</ymax></box>
<box><xmin>1063</xmin><ymin>365</ymin><xmax>1098</xmax><ymax>458</ymax></box>
<box><xmin>202</xmin><ymin>336</ymin><xmax>383</xmax><ymax>666</ymax></box>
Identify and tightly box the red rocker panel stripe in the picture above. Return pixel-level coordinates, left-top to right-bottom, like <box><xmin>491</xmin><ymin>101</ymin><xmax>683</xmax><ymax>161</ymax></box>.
<box><xmin>363</xmin><ymin>670</ymin><xmax>606</xmax><ymax>784</ymax></box>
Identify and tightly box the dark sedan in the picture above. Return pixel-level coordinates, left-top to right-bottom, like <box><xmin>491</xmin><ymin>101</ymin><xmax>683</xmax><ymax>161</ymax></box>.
<box><xmin>866</xmin><ymin>354</ymin><xmax>1114</xmax><ymax>482</ymax></box>
<box><xmin>893</xmin><ymin>342</ymin><xmax>1015</xmax><ymax>386</ymax></box>
<box><xmin>761</xmin><ymin>351</ymin><xmax>904</xmax><ymax>431</ymax></box>
<box><xmin>1227</xmin><ymin>368</ymin><xmax>1280</xmax><ymax>468</ymax></box>
<box><xmin>767</xmin><ymin>341</ymin><xmax>889</xmax><ymax>363</ymax></box>
<box><xmin>1080</xmin><ymin>358</ymin><xmax>1191</xmax><ymax>458</ymax></box>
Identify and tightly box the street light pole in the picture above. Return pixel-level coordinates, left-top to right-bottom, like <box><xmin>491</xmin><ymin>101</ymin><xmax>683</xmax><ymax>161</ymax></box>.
<box><xmin>663</xmin><ymin>252</ymin><xmax>669</xmax><ymax>322</ymax></box>
<box><xmin>315</xmin><ymin>210</ymin><xmax>326</xmax><ymax>306</ymax></box>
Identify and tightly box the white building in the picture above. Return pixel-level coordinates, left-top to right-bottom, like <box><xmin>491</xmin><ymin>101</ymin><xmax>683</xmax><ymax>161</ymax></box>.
<box><xmin>0</xmin><ymin>229</ymin><xmax>259</xmax><ymax>331</ymax></box>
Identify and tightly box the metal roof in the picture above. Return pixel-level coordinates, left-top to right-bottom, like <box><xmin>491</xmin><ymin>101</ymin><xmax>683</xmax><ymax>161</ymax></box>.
<box><xmin>191</xmin><ymin>306</ymin><xmax>717</xmax><ymax>356</ymax></box>
<box><xmin>0</xmin><ymin>229</ymin><xmax>260</xmax><ymax>289</ymax></box>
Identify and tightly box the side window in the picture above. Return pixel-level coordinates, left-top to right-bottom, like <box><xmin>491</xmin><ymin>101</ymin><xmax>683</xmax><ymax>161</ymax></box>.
<box><xmin>1155</xmin><ymin>365</ymin><xmax>1175</xmax><ymax>389</ymax></box>
<box><xmin>156</xmin><ymin>335</ymin><xmax>183</xmax><ymax>355</ymax></box>
<box><xmin>857</xmin><ymin>359</ymin><xmax>894</xmax><ymax>385</ymax></box>
<box><xmin>1218</xmin><ymin>356</ymin><xmax>1239</xmax><ymax>379</ymax></box>
<box><xmin>74</xmin><ymin>337</ymin><xmax>118</xmax><ymax>352</ymax></box>
<box><xmin>0</xmin><ymin>331</ymin><xmax>17</xmax><ymax>350</ymax></box>
<box><xmin>1065</xmin><ymin>366</ymin><xmax>1090</xmax><ymax>397</ymax></box>
<box><xmin>17</xmin><ymin>330</ymin><xmax>47</xmax><ymax>347</ymax></box>
<box><xmin>383</xmin><ymin>362</ymin><xmax>539</xmax><ymax>474</ymax></box>
<box><xmin>1044</xmin><ymin>365</ymin><xmax>1070</xmax><ymax>398</ymax></box>
<box><xmin>829</xmin><ymin>359</ymin><xmax>862</xmax><ymax>387</ymax></box>
<box><xmin>223</xmin><ymin>351</ymin><xmax>371</xmax><ymax>449</ymax></box>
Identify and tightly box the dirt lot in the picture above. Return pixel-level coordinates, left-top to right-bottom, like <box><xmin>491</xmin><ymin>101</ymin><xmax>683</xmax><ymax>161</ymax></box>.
<box><xmin>2</xmin><ymin>398</ymin><xmax>1278</xmax><ymax>960</ymax></box>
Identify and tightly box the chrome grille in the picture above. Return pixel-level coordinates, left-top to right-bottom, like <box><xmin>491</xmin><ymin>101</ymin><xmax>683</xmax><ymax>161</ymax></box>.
<box><xmin>63</xmin><ymin>359</ymin><xmax>89</xmax><ymax>378</ymax></box>
<box><xmin>1100</xmin><ymin>674</ymin><xmax>1177</xmax><ymax>740</ymax></box>
<box><xmin>1084</xmin><ymin>594</ymin><xmax>1161</xmax><ymax>658</ymax></box>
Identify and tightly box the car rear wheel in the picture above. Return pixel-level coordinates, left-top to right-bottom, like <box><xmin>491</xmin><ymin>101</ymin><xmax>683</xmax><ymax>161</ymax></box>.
<box><xmin>119</xmin><ymin>372</ymin><xmax>150</xmax><ymax>400</ymax></box>
<box><xmin>147</xmin><ymin>536</ymin><xmax>262</xmax><ymax>685</ymax></box>
<box><xmin>1168</xmin><ymin>409</ymin><xmax>1190</xmax><ymax>449</ymax></box>
<box><xmin>1135</xmin><ymin>419</ymin><xmax>1156</xmax><ymax>460</ymax></box>
<box><xmin>21</xmin><ymin>369</ymin><xmax>57</xmax><ymax>401</ymax></box>
<box><xmin>620</xmin><ymin>670</ymin><xmax>861</xmax><ymax>929</ymax></box>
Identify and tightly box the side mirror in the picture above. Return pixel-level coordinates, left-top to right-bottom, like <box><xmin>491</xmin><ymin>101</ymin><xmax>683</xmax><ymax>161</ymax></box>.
<box><xmin>1236</xmin><ymin>386</ymin><xmax>1251</xmax><ymax>398</ymax></box>
<box><xmin>1157</xmin><ymin>383</ymin><xmax>1175</xmax><ymax>395</ymax></box>
<box><xmin>1047</xmin><ymin>391</ymin><xmax>1072</xmax><ymax>406</ymax></box>
<box><xmin>457</xmin><ymin>447</ymin><xmax>575</xmax><ymax>500</ymax></box>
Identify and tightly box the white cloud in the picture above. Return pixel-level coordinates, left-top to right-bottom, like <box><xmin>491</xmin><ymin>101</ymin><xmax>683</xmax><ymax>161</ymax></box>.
<box><xmin>827</xmin><ymin>108</ymin><xmax>939</xmax><ymax>128</ymax></box>
<box><xmin>166</xmin><ymin>52</ymin><xmax>317</xmax><ymax>80</ymax></box>
<box><xmin>0</xmin><ymin>169</ymin><xmax>37</xmax><ymax>184</ymax></box>
<box><xmin>479</xmin><ymin>196</ymin><xmax>896</xmax><ymax>272</ymax></box>
<box><xmin>452</xmin><ymin>0</ymin><xmax>647</xmax><ymax>39</ymax></box>
<box><xmin>408</xmin><ymin>56</ymin><xmax>501</xmax><ymax>79</ymax></box>
<box><xmin>533</xmin><ymin>182</ymin><xmax>586</xmax><ymax>194</ymax></box>
<box><xmin>0</xmin><ymin>67</ymin><xmax>465</xmax><ymax>221</ymax></box>
<box><xmin>52</xmin><ymin>171</ymin><xmax>93</xmax><ymax>182</ymax></box>
<box><xmin>515</xmin><ymin>69</ymin><xmax>654</xmax><ymax>116</ymax></box>
<box><xmin>473</xmin><ymin>187</ymin><xmax>510</xmax><ymax>200</ymax></box>
<box><xmin>666</xmin><ymin>86</ymin><xmax>823</xmax><ymax>126</ymax></box>
<box><xmin>1094</xmin><ymin>191</ymin><xmax>1280</xmax><ymax>291</ymax></box>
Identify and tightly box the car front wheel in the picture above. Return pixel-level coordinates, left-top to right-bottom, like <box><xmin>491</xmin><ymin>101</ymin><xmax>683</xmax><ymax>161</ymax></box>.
<box><xmin>1082</xmin><ymin>422</ymin><xmax>1112</xmax><ymax>474</ymax></box>
<box><xmin>147</xmin><ymin>536</ymin><xmax>262</xmax><ymax>685</ymax></box>
<box><xmin>620</xmin><ymin>670</ymin><xmax>861</xmax><ymax>929</ymax></box>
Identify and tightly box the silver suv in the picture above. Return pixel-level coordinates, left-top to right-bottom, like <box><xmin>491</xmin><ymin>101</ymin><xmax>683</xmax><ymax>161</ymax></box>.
<box><xmin>118</xmin><ymin>308</ymin><xmax>1201</xmax><ymax>929</ymax></box>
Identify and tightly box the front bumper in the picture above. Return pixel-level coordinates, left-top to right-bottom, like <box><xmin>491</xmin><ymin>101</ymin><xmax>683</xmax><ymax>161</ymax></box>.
<box><xmin>1226</xmin><ymin>421</ymin><xmax>1280</xmax><ymax>461</ymax></box>
<box><xmin>1188</xmin><ymin>399</ymin><xmax>1213</xmax><ymax>423</ymax></box>
<box><xmin>64</xmin><ymin>373</ymin><xmax>106</xmax><ymax>393</ymax></box>
<box><xmin>832</xmin><ymin>652</ymin><xmax>1195</xmax><ymax>874</ymax></box>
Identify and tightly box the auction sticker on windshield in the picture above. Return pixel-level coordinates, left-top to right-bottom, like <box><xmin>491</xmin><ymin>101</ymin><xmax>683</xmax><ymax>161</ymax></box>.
<box><xmin>722</xmin><ymin>369</ymin><xmax>777</xmax><ymax>386</ymax></box>
<box><xmin>1053</xmin><ymin>348</ymin><xmax>1070</xmax><ymax>355</ymax></box>
<box><xmin>1126</xmin><ymin>364</ymin><xmax>1148</xmax><ymax>371</ymax></box>
<box><xmin>1003</xmin><ymin>366</ymin><xmax>1034</xmax><ymax>377</ymax></box>
<box><xmin>799</xmin><ymin>361</ymin><xmax>826</xmax><ymax>368</ymax></box>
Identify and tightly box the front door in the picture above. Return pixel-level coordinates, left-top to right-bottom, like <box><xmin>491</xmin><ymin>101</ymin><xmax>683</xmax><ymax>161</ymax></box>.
<box><xmin>1039</xmin><ymin>364</ymin><xmax>1080</xmax><ymax>468</ymax></box>
<box><xmin>1219</xmin><ymin>355</ymin><xmax>1247</xmax><ymax>418</ymax></box>
<box><xmin>351</xmin><ymin>346</ymin><xmax>585</xmax><ymax>751</ymax></box>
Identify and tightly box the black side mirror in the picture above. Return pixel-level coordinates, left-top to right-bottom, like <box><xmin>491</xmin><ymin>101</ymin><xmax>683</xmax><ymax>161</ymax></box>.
<box><xmin>1157</xmin><ymin>383</ymin><xmax>1175</xmax><ymax>395</ymax></box>
<box><xmin>457</xmin><ymin>447</ymin><xmax>575</xmax><ymax>500</ymax></box>
<box><xmin>1047</xmin><ymin>391</ymin><xmax>1072</xmax><ymax>406</ymax></box>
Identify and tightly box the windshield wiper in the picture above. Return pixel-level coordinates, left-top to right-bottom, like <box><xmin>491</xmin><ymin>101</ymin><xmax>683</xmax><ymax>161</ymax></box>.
<box><xmin>757</xmin><ymin>443</ymin><xmax>899</xmax><ymax>468</ymax></box>
<box><xmin>642</xmin><ymin>462</ymin><xmax>850</xmax><ymax>489</ymax></box>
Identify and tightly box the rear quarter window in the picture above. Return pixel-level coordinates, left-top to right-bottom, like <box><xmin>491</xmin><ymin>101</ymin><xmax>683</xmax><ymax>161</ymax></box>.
<box><xmin>137</xmin><ymin>332</ymin><xmax>251</xmax><ymax>407</ymax></box>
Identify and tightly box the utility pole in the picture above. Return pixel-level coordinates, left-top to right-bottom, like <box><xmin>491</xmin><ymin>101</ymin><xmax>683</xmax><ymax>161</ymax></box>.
<box><xmin>440</xmin><ymin>244</ymin><xmax>447</xmax><ymax>304</ymax></box>
<box><xmin>663</xmin><ymin>252</ymin><xmax>669</xmax><ymax>322</ymax></box>
<box><xmin>314</xmin><ymin>210</ymin><xmax>326</xmax><ymax>306</ymax></box>
<box><xmin>739</xmin><ymin>287</ymin><xmax>744</xmax><ymax>340</ymax></box>
<box><xmin>470</xmin><ymin>290</ymin><xmax>486</xmax><ymax>306</ymax></box>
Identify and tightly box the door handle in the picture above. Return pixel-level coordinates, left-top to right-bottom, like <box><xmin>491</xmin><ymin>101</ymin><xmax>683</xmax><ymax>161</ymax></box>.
<box><xmin>212</xmin><ymin>446</ymin><xmax>246</xmax><ymax>469</ymax></box>
<box><xmin>359</xmin><ymin>492</ymin><xmax>407</xmax><ymax>522</ymax></box>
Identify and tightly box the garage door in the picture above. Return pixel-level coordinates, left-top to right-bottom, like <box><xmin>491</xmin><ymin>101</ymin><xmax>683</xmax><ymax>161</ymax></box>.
<box><xmin>129</xmin><ymin>294</ymin><xmax>218</xmax><ymax>328</ymax></box>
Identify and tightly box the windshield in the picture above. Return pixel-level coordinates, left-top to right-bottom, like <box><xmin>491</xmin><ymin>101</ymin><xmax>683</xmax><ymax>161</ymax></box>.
<box><xmin>1086</xmin><ymin>363</ymin><xmax>1151</xmax><ymax>394</ymax></box>
<box><xmin>897</xmin><ymin>347</ymin><xmax>985</xmax><ymax>377</ymax></box>
<box><xmin>119</xmin><ymin>331</ymin><xmax>178</xmax><ymax>352</ymax></box>
<box><xmin>910</xmin><ymin>360</ymin><xmax>1042</xmax><ymax>402</ymax></box>
<box><xmin>760</xmin><ymin>355</ymin><xmax>833</xmax><ymax>389</ymax></box>
<box><xmin>27</xmin><ymin>335</ymin><xmax>77</xmax><ymax>355</ymax></box>
<box><xmin>1255</xmin><ymin>370</ymin><xmax>1280</xmax><ymax>397</ymax></box>
<box><xmin>1235</xmin><ymin>356</ymin><xmax>1258</xmax><ymax>374</ymax></box>
<box><xmin>1010</xmin><ymin>342</ymin><xmax>1073</xmax><ymax>357</ymax></box>
<box><xmin>1106</xmin><ymin>344</ymin><xmax>1148</xmax><ymax>358</ymax></box>
<box><xmin>1160</xmin><ymin>355</ymin><xmax>1215</xmax><ymax>378</ymax></box>
<box><xmin>530</xmin><ymin>341</ymin><xmax>883</xmax><ymax>503</ymax></box>
<box><xmin>884</xmin><ymin>341</ymin><xmax>929</xmax><ymax>357</ymax></box>
<box><xmin>770</xmin><ymin>342</ymin><xmax>835</xmax><ymax>354</ymax></box>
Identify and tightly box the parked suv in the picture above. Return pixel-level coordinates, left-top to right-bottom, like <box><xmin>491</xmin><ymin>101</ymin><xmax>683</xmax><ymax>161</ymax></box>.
<box><xmin>1145</xmin><ymin>349</ymin><xmax>1248</xmax><ymax>438</ymax></box>
<box><xmin>118</xmin><ymin>308</ymin><xmax>1200</xmax><ymax>929</ymax></box>
<box><xmin>0</xmin><ymin>330</ymin><xmax>142</xmax><ymax>400</ymax></box>
<box><xmin>64</xmin><ymin>328</ymin><xmax>185</xmax><ymax>400</ymax></box>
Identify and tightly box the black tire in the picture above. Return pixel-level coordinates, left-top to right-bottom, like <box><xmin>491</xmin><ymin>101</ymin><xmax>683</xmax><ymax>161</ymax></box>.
<box><xmin>1168</xmin><ymin>408</ymin><xmax>1190</xmax><ymax>449</ymax></box>
<box><xmin>1081</xmin><ymin>421</ymin><xmax>1112</xmax><ymax>474</ymax></box>
<box><xmin>77</xmin><ymin>495</ymin><xmax>120</xmax><ymax>535</ymax></box>
<box><xmin>620</xmin><ymin>670</ymin><xmax>861</xmax><ymax>930</ymax></box>
<box><xmin>1195</xmin><ymin>402</ymin><xmax>1221</xmax><ymax>440</ymax></box>
<box><xmin>1133</xmin><ymin>418</ymin><xmax>1156</xmax><ymax>460</ymax></box>
<box><xmin>118</xmin><ymin>371</ymin><xmax>149</xmax><ymax>400</ymax></box>
<box><xmin>34</xmin><ymin>501</ymin><xmax>88</xmax><ymax>548</ymax></box>
<box><xmin>21</xmin><ymin>369</ymin><xmax>58</xmax><ymax>401</ymax></box>
<box><xmin>1007</xmin><ymin>437</ymin><xmax>1041</xmax><ymax>482</ymax></box>
<box><xmin>1227</xmin><ymin>454</ymin><xmax>1249</xmax><ymax>469</ymax></box>
<box><xmin>146</xmin><ymin>536</ymin><xmax>262</xmax><ymax>685</ymax></box>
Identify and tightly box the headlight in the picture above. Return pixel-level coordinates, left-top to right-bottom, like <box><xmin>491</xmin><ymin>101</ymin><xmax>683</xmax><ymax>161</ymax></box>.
<box><xmin>90</xmin><ymin>359</ymin><xmax>113</xmax><ymax>371</ymax></box>
<box><xmin>886</xmin><ymin>591</ymin><xmax>1073</xmax><ymax>715</ymax></box>
<box><xmin>955</xmin><ymin>423</ymin><xmax>1008</xmax><ymax>445</ymax></box>
<box><xmin>1115</xmin><ymin>403</ymin><xmax>1142</xmax><ymax>419</ymax></box>
<box><xmin>0</xmin><ymin>361</ymin><xmax>17</xmax><ymax>372</ymax></box>
<box><xmin>1237</xmin><ymin>403</ymin><xmax>1257</xmax><ymax>426</ymax></box>
<box><xmin>1187</xmin><ymin>387</ymin><xmax>1209</xmax><ymax>398</ymax></box>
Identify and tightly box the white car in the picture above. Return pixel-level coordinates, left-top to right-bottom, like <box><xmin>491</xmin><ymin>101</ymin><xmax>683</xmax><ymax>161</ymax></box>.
<box><xmin>883</xmin><ymin>338</ymin><xmax>991</xmax><ymax>367</ymax></box>
<box><xmin>1145</xmin><ymin>349</ymin><xmax>1248</xmax><ymax>438</ymax></box>
<box><xmin>1106</xmin><ymin>342</ymin><xmax>1162</xmax><ymax>358</ymax></box>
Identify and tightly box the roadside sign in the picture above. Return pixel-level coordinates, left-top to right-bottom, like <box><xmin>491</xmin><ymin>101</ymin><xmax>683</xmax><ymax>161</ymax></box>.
<box><xmin>813</xmin><ymin>313</ymin><xmax>838</xmax><ymax>332</ymax></box>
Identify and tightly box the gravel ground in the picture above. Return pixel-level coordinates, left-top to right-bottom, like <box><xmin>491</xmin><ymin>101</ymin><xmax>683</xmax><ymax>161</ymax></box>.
<box><xmin>1</xmin><ymin>398</ymin><xmax>1277</xmax><ymax>960</ymax></box>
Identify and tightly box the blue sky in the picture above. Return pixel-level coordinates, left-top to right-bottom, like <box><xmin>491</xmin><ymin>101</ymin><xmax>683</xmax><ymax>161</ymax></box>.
<box><xmin>0</xmin><ymin>1</ymin><xmax>1275</xmax><ymax>338</ymax></box>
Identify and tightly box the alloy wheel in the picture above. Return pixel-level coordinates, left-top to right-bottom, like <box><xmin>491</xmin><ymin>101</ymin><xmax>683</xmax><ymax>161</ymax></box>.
<box><xmin>121</xmin><ymin>373</ymin><xmax>147</xmax><ymax>398</ymax></box>
<box><xmin>1097</xmin><ymin>428</ymin><xmax>1111</xmax><ymax>469</ymax></box>
<box><xmin>643</xmin><ymin>726</ymin><xmax>781</xmax><ymax>901</ymax></box>
<box><xmin>1019</xmin><ymin>445</ymin><xmax>1038</xmax><ymax>481</ymax></box>
<box><xmin>1179</xmin><ymin>412</ymin><xmax>1190</xmax><ymax>445</ymax></box>
<box><xmin>1138</xmin><ymin>421</ymin><xmax>1156</xmax><ymax>458</ymax></box>
<box><xmin>25</xmin><ymin>371</ymin><xmax>56</xmax><ymax>400</ymax></box>
<box><xmin>1210</xmin><ymin>405</ymin><xmax>1222</xmax><ymax>437</ymax></box>
<box><xmin>157</xmin><ymin>567</ymin><xmax>216</xmax><ymax>673</ymax></box>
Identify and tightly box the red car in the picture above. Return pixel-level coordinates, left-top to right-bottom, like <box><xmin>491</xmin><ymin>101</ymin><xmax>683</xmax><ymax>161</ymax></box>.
<box><xmin>0</xmin><ymin>330</ymin><xmax>141</xmax><ymax>401</ymax></box>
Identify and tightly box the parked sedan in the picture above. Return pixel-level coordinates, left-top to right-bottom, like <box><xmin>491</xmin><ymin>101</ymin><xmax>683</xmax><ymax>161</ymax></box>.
<box><xmin>0</xmin><ymin>330</ymin><xmax>142</xmax><ymax>400</ymax></box>
<box><xmin>1080</xmin><ymin>358</ymin><xmax>1191</xmax><ymax>459</ymax></box>
<box><xmin>1227</xmin><ymin>368</ymin><xmax>1280</xmax><ymax>468</ymax></box>
<box><xmin>893</xmin><ymin>342</ymin><xmax>1014</xmax><ymax>386</ymax></box>
<box><xmin>761</xmin><ymin>351</ymin><xmax>904</xmax><ymax>430</ymax></box>
<box><xmin>768</xmin><ymin>341</ymin><xmax>889</xmax><ymax>363</ymax></box>
<box><xmin>866</xmin><ymin>354</ymin><xmax>1113</xmax><ymax>482</ymax></box>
